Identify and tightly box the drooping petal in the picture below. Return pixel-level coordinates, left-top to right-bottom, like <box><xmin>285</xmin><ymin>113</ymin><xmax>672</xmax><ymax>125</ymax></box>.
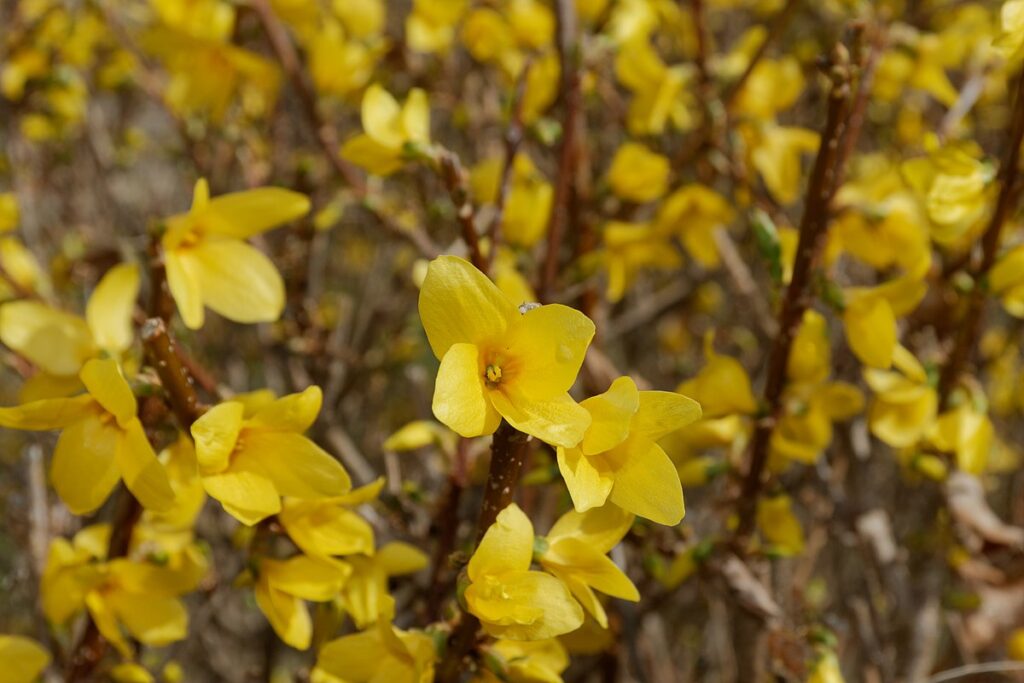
<box><xmin>418</xmin><ymin>255</ymin><xmax>516</xmax><ymax>358</ymax></box>
<box><xmin>117</xmin><ymin>420</ymin><xmax>175</xmax><ymax>512</ymax></box>
<box><xmin>316</xmin><ymin>629</ymin><xmax>389</xmax><ymax>681</ymax></box>
<box><xmin>844</xmin><ymin>296</ymin><xmax>896</xmax><ymax>369</ymax></box>
<box><xmin>0</xmin><ymin>395</ymin><xmax>94</xmax><ymax>430</ymax></box>
<box><xmin>190</xmin><ymin>240</ymin><xmax>285</xmax><ymax>324</ymax></box>
<box><xmin>202</xmin><ymin>188</ymin><xmax>311</xmax><ymax>239</ymax></box>
<box><xmin>80</xmin><ymin>358</ymin><xmax>136</xmax><ymax>426</ymax></box>
<box><xmin>542</xmin><ymin>537</ymin><xmax>640</xmax><ymax>601</ymax></box>
<box><xmin>401</xmin><ymin>88</ymin><xmax>431</xmax><ymax>144</ymax></box>
<box><xmin>505</xmin><ymin>304</ymin><xmax>595</xmax><ymax>397</ymax></box>
<box><xmin>432</xmin><ymin>343</ymin><xmax>501</xmax><ymax>438</ymax></box>
<box><xmin>546</xmin><ymin>504</ymin><xmax>634</xmax><ymax>554</ymax></box>
<box><xmin>361</xmin><ymin>83</ymin><xmax>404</xmax><ymax>148</ymax></box>
<box><xmin>255</xmin><ymin>579</ymin><xmax>312</xmax><ymax>650</ymax></box>
<box><xmin>557</xmin><ymin>447</ymin><xmax>614</xmax><ymax>513</ymax></box>
<box><xmin>490</xmin><ymin>387</ymin><xmax>590</xmax><ymax>449</ymax></box>
<box><xmin>247</xmin><ymin>385</ymin><xmax>322</xmax><ymax>433</ymax></box>
<box><xmin>0</xmin><ymin>635</ymin><xmax>51</xmax><ymax>683</ymax></box>
<box><xmin>339</xmin><ymin>134</ymin><xmax>405</xmax><ymax>176</ymax></box>
<box><xmin>279</xmin><ymin>500</ymin><xmax>376</xmax><ymax>557</ymax></box>
<box><xmin>164</xmin><ymin>250</ymin><xmax>205</xmax><ymax>330</ymax></box>
<box><xmin>51</xmin><ymin>416</ymin><xmax>122</xmax><ymax>515</ymax></box>
<box><xmin>608</xmin><ymin>436</ymin><xmax>685</xmax><ymax>525</ymax></box>
<box><xmin>630</xmin><ymin>390</ymin><xmax>703</xmax><ymax>441</ymax></box>
<box><xmin>86</xmin><ymin>263</ymin><xmax>140</xmax><ymax>353</ymax></box>
<box><xmin>0</xmin><ymin>301</ymin><xmax>95</xmax><ymax>375</ymax></box>
<box><xmin>202</xmin><ymin>465</ymin><xmax>281</xmax><ymax>525</ymax></box>
<box><xmin>262</xmin><ymin>556</ymin><xmax>350</xmax><ymax>601</ymax></box>
<box><xmin>107</xmin><ymin>592</ymin><xmax>188</xmax><ymax>646</ymax></box>
<box><xmin>191</xmin><ymin>401</ymin><xmax>244</xmax><ymax>475</ymax></box>
<box><xmin>375</xmin><ymin>542</ymin><xmax>428</xmax><ymax>576</ymax></box>
<box><xmin>242</xmin><ymin>431</ymin><xmax>351</xmax><ymax>499</ymax></box>
<box><xmin>579</xmin><ymin>376</ymin><xmax>639</xmax><ymax>455</ymax></box>
<box><xmin>468</xmin><ymin>503</ymin><xmax>534</xmax><ymax>581</ymax></box>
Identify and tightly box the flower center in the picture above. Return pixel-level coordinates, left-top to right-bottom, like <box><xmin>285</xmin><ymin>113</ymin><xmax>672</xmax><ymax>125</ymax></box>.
<box><xmin>485</xmin><ymin>364</ymin><xmax>503</xmax><ymax>386</ymax></box>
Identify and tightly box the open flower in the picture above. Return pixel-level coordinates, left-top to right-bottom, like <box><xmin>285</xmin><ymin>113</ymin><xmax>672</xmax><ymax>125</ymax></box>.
<box><xmin>419</xmin><ymin>255</ymin><xmax>594</xmax><ymax>448</ymax></box>
<box><xmin>864</xmin><ymin>345</ymin><xmax>938</xmax><ymax>448</ymax></box>
<box><xmin>480</xmin><ymin>639</ymin><xmax>569</xmax><ymax>683</ymax></box>
<box><xmin>340</xmin><ymin>84</ymin><xmax>430</xmax><ymax>176</ymax></box>
<box><xmin>255</xmin><ymin>554</ymin><xmax>351</xmax><ymax>650</ymax></box>
<box><xmin>0</xmin><ymin>635</ymin><xmax>50</xmax><ymax>683</ymax></box>
<box><xmin>162</xmin><ymin>178</ymin><xmax>310</xmax><ymax>329</ymax></box>
<box><xmin>0</xmin><ymin>358</ymin><xmax>174</xmax><ymax>514</ymax></box>
<box><xmin>537</xmin><ymin>505</ymin><xmax>638</xmax><ymax>628</ymax></box>
<box><xmin>340</xmin><ymin>541</ymin><xmax>428</xmax><ymax>628</ymax></box>
<box><xmin>191</xmin><ymin>386</ymin><xmax>351</xmax><ymax>525</ymax></box>
<box><xmin>279</xmin><ymin>478</ymin><xmax>384</xmax><ymax>559</ymax></box>
<box><xmin>557</xmin><ymin>376</ymin><xmax>701</xmax><ymax>525</ymax></box>
<box><xmin>465</xmin><ymin>503</ymin><xmax>583</xmax><ymax>640</ymax></box>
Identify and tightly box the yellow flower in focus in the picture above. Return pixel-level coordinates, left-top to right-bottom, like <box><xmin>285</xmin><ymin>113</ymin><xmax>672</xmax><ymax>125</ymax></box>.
<box><xmin>419</xmin><ymin>255</ymin><xmax>594</xmax><ymax>447</ymax></box>
<box><xmin>162</xmin><ymin>178</ymin><xmax>309</xmax><ymax>329</ymax></box>
<box><xmin>255</xmin><ymin>554</ymin><xmax>351</xmax><ymax>650</ymax></box>
<box><xmin>479</xmin><ymin>639</ymin><xmax>569</xmax><ymax>682</ymax></box>
<box><xmin>0</xmin><ymin>358</ymin><xmax>174</xmax><ymax>514</ymax></box>
<box><xmin>340</xmin><ymin>541</ymin><xmax>427</xmax><ymax>628</ymax></box>
<box><xmin>537</xmin><ymin>505</ymin><xmax>638</xmax><ymax>628</ymax></box>
<box><xmin>557</xmin><ymin>376</ymin><xmax>701</xmax><ymax>525</ymax></box>
<box><xmin>607</xmin><ymin>142</ymin><xmax>669</xmax><ymax>203</ymax></box>
<box><xmin>465</xmin><ymin>503</ymin><xmax>584</xmax><ymax>640</ymax></box>
<box><xmin>279</xmin><ymin>478</ymin><xmax>384</xmax><ymax>559</ymax></box>
<box><xmin>864</xmin><ymin>345</ymin><xmax>938</xmax><ymax>448</ymax></box>
<box><xmin>756</xmin><ymin>494</ymin><xmax>805</xmax><ymax>556</ymax></box>
<box><xmin>315</xmin><ymin>597</ymin><xmax>435</xmax><ymax>683</ymax></box>
<box><xmin>191</xmin><ymin>386</ymin><xmax>351</xmax><ymax>525</ymax></box>
<box><xmin>0</xmin><ymin>635</ymin><xmax>50</xmax><ymax>683</ymax></box>
<box><xmin>655</xmin><ymin>185</ymin><xmax>735</xmax><ymax>267</ymax></box>
<box><xmin>340</xmin><ymin>84</ymin><xmax>431</xmax><ymax>176</ymax></box>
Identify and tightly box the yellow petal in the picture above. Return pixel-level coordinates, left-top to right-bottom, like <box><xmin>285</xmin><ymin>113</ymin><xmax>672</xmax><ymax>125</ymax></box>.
<box><xmin>339</xmin><ymin>134</ymin><xmax>404</xmax><ymax>176</ymax></box>
<box><xmin>756</xmin><ymin>495</ymin><xmax>805</xmax><ymax>556</ymax></box>
<box><xmin>468</xmin><ymin>570</ymin><xmax>584</xmax><ymax>641</ymax></box>
<box><xmin>631</xmin><ymin>390</ymin><xmax>702</xmax><ymax>441</ymax></box>
<box><xmin>0</xmin><ymin>301</ymin><xmax>95</xmax><ymax>375</ymax></box>
<box><xmin>279</xmin><ymin>499</ymin><xmax>376</xmax><ymax>557</ymax></box>
<box><xmin>316</xmin><ymin>629</ymin><xmax>388</xmax><ymax>680</ymax></box>
<box><xmin>557</xmin><ymin>447</ymin><xmax>614</xmax><ymax>512</ymax></box>
<box><xmin>86</xmin><ymin>263</ymin><xmax>139</xmax><ymax>353</ymax></box>
<box><xmin>579</xmin><ymin>377</ymin><xmax>639</xmax><ymax>455</ymax></box>
<box><xmin>401</xmin><ymin>88</ymin><xmax>431</xmax><ymax>144</ymax></box>
<box><xmin>0</xmin><ymin>635</ymin><xmax>50</xmax><ymax>683</ymax></box>
<box><xmin>107</xmin><ymin>592</ymin><xmax>187</xmax><ymax>646</ymax></box>
<box><xmin>164</xmin><ymin>250</ymin><xmax>204</xmax><ymax>329</ymax></box>
<box><xmin>843</xmin><ymin>296</ymin><xmax>896</xmax><ymax>369</ymax></box>
<box><xmin>546</xmin><ymin>504</ymin><xmax>634</xmax><ymax>554</ymax></box>
<box><xmin>382</xmin><ymin>420</ymin><xmax>445</xmax><ymax>451</ymax></box>
<box><xmin>109</xmin><ymin>663</ymin><xmax>155</xmax><ymax>683</ymax></box>
<box><xmin>202</xmin><ymin>465</ymin><xmax>281</xmax><ymax>525</ymax></box>
<box><xmin>190</xmin><ymin>240</ymin><xmax>285</xmax><ymax>324</ymax></box>
<box><xmin>0</xmin><ymin>395</ymin><xmax>94</xmax><ymax>430</ymax></box>
<box><xmin>51</xmin><ymin>416</ymin><xmax>122</xmax><ymax>514</ymax></box>
<box><xmin>202</xmin><ymin>188</ymin><xmax>311</xmax><ymax>239</ymax></box>
<box><xmin>505</xmin><ymin>303</ymin><xmax>596</xmax><ymax>397</ymax></box>
<box><xmin>608</xmin><ymin>437</ymin><xmax>684</xmax><ymax>525</ymax></box>
<box><xmin>607</xmin><ymin>142</ymin><xmax>669</xmax><ymax>203</ymax></box>
<box><xmin>418</xmin><ymin>255</ymin><xmax>515</xmax><ymax>358</ymax></box>
<box><xmin>432</xmin><ymin>343</ymin><xmax>501</xmax><ymax>438</ymax></box>
<box><xmin>86</xmin><ymin>591</ymin><xmax>131</xmax><ymax>657</ymax></box>
<box><xmin>80</xmin><ymin>358</ymin><xmax>136</xmax><ymax>426</ymax></box>
<box><xmin>262</xmin><ymin>556</ymin><xmax>351</xmax><ymax>601</ymax></box>
<box><xmin>490</xmin><ymin>388</ymin><xmax>590</xmax><ymax>448</ymax></box>
<box><xmin>542</xmin><ymin>537</ymin><xmax>639</xmax><ymax>601</ymax></box>
<box><xmin>255</xmin><ymin>579</ymin><xmax>312</xmax><ymax>650</ymax></box>
<box><xmin>247</xmin><ymin>385</ymin><xmax>322</xmax><ymax>433</ymax></box>
<box><xmin>375</xmin><ymin>542</ymin><xmax>428</xmax><ymax>576</ymax></box>
<box><xmin>469</xmin><ymin>503</ymin><xmax>534</xmax><ymax>581</ymax></box>
<box><xmin>991</xmin><ymin>245</ymin><xmax>1024</xmax><ymax>293</ymax></box>
<box><xmin>242</xmin><ymin>431</ymin><xmax>351</xmax><ymax>498</ymax></box>
<box><xmin>191</xmin><ymin>401</ymin><xmax>244</xmax><ymax>475</ymax></box>
<box><xmin>361</xmin><ymin>83</ymin><xmax>404</xmax><ymax>148</ymax></box>
<box><xmin>117</xmin><ymin>420</ymin><xmax>175</xmax><ymax>512</ymax></box>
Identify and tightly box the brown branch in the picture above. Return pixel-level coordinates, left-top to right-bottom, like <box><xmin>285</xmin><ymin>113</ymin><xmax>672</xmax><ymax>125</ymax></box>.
<box><xmin>436</xmin><ymin>150</ymin><xmax>486</xmax><ymax>272</ymax></box>
<box><xmin>734</xmin><ymin>49</ymin><xmax>855</xmax><ymax>543</ymax></box>
<box><xmin>539</xmin><ymin>0</ymin><xmax>582</xmax><ymax>301</ymax></box>
<box><xmin>937</xmin><ymin>65</ymin><xmax>1024</xmax><ymax>404</ymax></box>
<box><xmin>435</xmin><ymin>421</ymin><xmax>531</xmax><ymax>682</ymax></box>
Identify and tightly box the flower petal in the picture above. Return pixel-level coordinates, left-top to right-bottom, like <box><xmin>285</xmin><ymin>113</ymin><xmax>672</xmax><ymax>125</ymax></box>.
<box><xmin>262</xmin><ymin>556</ymin><xmax>351</xmax><ymax>601</ymax></box>
<box><xmin>546</xmin><ymin>504</ymin><xmax>634</xmax><ymax>554</ymax></box>
<box><xmin>579</xmin><ymin>376</ymin><xmax>638</xmax><ymax>455</ymax></box>
<box><xmin>247</xmin><ymin>385</ymin><xmax>322</xmax><ymax>433</ymax></box>
<box><xmin>80</xmin><ymin>358</ymin><xmax>136</xmax><ymax>426</ymax></box>
<box><xmin>432</xmin><ymin>343</ymin><xmax>501</xmax><ymax>438</ymax></box>
<box><xmin>630</xmin><ymin>390</ymin><xmax>702</xmax><ymax>441</ymax></box>
<box><xmin>490</xmin><ymin>388</ymin><xmax>590</xmax><ymax>448</ymax></box>
<box><xmin>255</xmin><ymin>579</ymin><xmax>312</xmax><ymax>650</ymax></box>
<box><xmin>86</xmin><ymin>263</ymin><xmax>140</xmax><ymax>353</ymax></box>
<box><xmin>469</xmin><ymin>570</ymin><xmax>584</xmax><ymax>641</ymax></box>
<box><xmin>0</xmin><ymin>635</ymin><xmax>50</xmax><ymax>683</ymax></box>
<box><xmin>608</xmin><ymin>437</ymin><xmax>685</xmax><ymax>525</ymax></box>
<box><xmin>242</xmin><ymin>431</ymin><xmax>351</xmax><ymax>498</ymax></box>
<box><xmin>191</xmin><ymin>401</ymin><xmax>244</xmax><ymax>475</ymax></box>
<box><xmin>108</xmin><ymin>592</ymin><xmax>188</xmax><ymax>646</ymax></box>
<box><xmin>164</xmin><ymin>250</ymin><xmax>204</xmax><ymax>330</ymax></box>
<box><xmin>201</xmin><ymin>188</ymin><xmax>310</xmax><ymax>239</ymax></box>
<box><xmin>469</xmin><ymin>503</ymin><xmax>534</xmax><ymax>581</ymax></box>
<box><xmin>556</xmin><ymin>447</ymin><xmax>614</xmax><ymax>513</ymax></box>
<box><xmin>361</xmin><ymin>83</ymin><xmax>404</xmax><ymax>147</ymax></box>
<box><xmin>505</xmin><ymin>304</ymin><xmax>595</xmax><ymax>397</ymax></box>
<box><xmin>190</xmin><ymin>240</ymin><xmax>285</xmax><ymax>324</ymax></box>
<box><xmin>202</xmin><ymin>465</ymin><xmax>281</xmax><ymax>525</ymax></box>
<box><xmin>117</xmin><ymin>420</ymin><xmax>175</xmax><ymax>512</ymax></box>
<box><xmin>0</xmin><ymin>301</ymin><xmax>95</xmax><ymax>375</ymax></box>
<box><xmin>0</xmin><ymin>395</ymin><xmax>94</xmax><ymax>430</ymax></box>
<box><xmin>51</xmin><ymin>416</ymin><xmax>122</xmax><ymax>514</ymax></box>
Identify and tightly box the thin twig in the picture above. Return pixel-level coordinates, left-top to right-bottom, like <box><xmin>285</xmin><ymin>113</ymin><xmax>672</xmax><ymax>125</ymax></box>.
<box><xmin>437</xmin><ymin>149</ymin><xmax>486</xmax><ymax>272</ymax></box>
<box><xmin>721</xmin><ymin>0</ymin><xmax>801</xmax><ymax>108</ymax></box>
<box><xmin>487</xmin><ymin>67</ymin><xmax>530</xmax><ymax>272</ymax></box>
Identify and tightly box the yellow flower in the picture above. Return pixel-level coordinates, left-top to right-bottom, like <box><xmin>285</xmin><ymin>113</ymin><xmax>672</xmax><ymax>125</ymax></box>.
<box><xmin>0</xmin><ymin>193</ymin><xmax>19</xmax><ymax>232</ymax></box>
<box><xmin>997</xmin><ymin>0</ymin><xmax>1024</xmax><ymax>62</ymax></box>
<box><xmin>340</xmin><ymin>541</ymin><xmax>427</xmax><ymax>628</ymax></box>
<box><xmin>865</xmin><ymin>345</ymin><xmax>938</xmax><ymax>448</ymax></box>
<box><xmin>598</xmin><ymin>221</ymin><xmax>682</xmax><ymax>303</ymax></box>
<box><xmin>340</xmin><ymin>84</ymin><xmax>430</xmax><ymax>176</ymax></box>
<box><xmin>162</xmin><ymin>179</ymin><xmax>309</xmax><ymax>329</ymax></box>
<box><xmin>756</xmin><ymin>494</ymin><xmax>805</xmax><ymax>556</ymax></box>
<box><xmin>109</xmin><ymin>663</ymin><xmax>155</xmax><ymax>683</ymax></box>
<box><xmin>309</xmin><ymin>22</ymin><xmax>383</xmax><ymax>97</ymax></box>
<box><xmin>901</xmin><ymin>142</ymin><xmax>992</xmax><ymax>247</ymax></box>
<box><xmin>537</xmin><ymin>505</ymin><xmax>638</xmax><ymax>628</ymax></box>
<box><xmin>406</xmin><ymin>0</ymin><xmax>467</xmax><ymax>54</ymax></box>
<box><xmin>470</xmin><ymin>154</ymin><xmax>553</xmax><ymax>248</ymax></box>
<box><xmin>279</xmin><ymin>478</ymin><xmax>384</xmax><ymax>558</ymax></box>
<box><xmin>315</xmin><ymin>598</ymin><xmax>435</xmax><ymax>683</ymax></box>
<box><xmin>255</xmin><ymin>554</ymin><xmax>351</xmax><ymax>650</ymax></box>
<box><xmin>927</xmin><ymin>405</ymin><xmax>994</xmax><ymax>475</ymax></box>
<box><xmin>0</xmin><ymin>635</ymin><xmax>50</xmax><ymax>683</ymax></box>
<box><xmin>419</xmin><ymin>255</ymin><xmax>594</xmax><ymax>447</ymax></box>
<box><xmin>842</xmin><ymin>258</ymin><xmax>929</xmax><ymax>369</ymax></box>
<box><xmin>480</xmin><ymin>639</ymin><xmax>569</xmax><ymax>683</ymax></box>
<box><xmin>465</xmin><ymin>503</ymin><xmax>584</xmax><ymax>640</ymax></box>
<box><xmin>615</xmin><ymin>39</ymin><xmax>693</xmax><ymax>135</ymax></box>
<box><xmin>607</xmin><ymin>142</ymin><xmax>669</xmax><ymax>203</ymax></box>
<box><xmin>677</xmin><ymin>337</ymin><xmax>757</xmax><ymax>418</ymax></box>
<box><xmin>733</xmin><ymin>57</ymin><xmax>804</xmax><ymax>121</ymax></box>
<box><xmin>557</xmin><ymin>376</ymin><xmax>701</xmax><ymax>525</ymax></box>
<box><xmin>191</xmin><ymin>386</ymin><xmax>351</xmax><ymax>525</ymax></box>
<box><xmin>749</xmin><ymin>124</ymin><xmax>820</xmax><ymax>205</ymax></box>
<box><xmin>655</xmin><ymin>185</ymin><xmax>735</xmax><ymax>267</ymax></box>
<box><xmin>0</xmin><ymin>358</ymin><xmax>174</xmax><ymax>514</ymax></box>
<box><xmin>990</xmin><ymin>244</ymin><xmax>1024</xmax><ymax>317</ymax></box>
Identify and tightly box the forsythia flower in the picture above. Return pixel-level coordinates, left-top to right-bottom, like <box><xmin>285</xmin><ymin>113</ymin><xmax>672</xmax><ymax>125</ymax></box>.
<box><xmin>0</xmin><ymin>635</ymin><xmax>50</xmax><ymax>683</ymax></box>
<box><xmin>340</xmin><ymin>541</ymin><xmax>428</xmax><ymax>628</ymax></box>
<box><xmin>756</xmin><ymin>494</ymin><xmax>805</xmax><ymax>556</ymax></box>
<box><xmin>162</xmin><ymin>178</ymin><xmax>310</xmax><ymax>329</ymax></box>
<box><xmin>465</xmin><ymin>504</ymin><xmax>584</xmax><ymax>640</ymax></box>
<box><xmin>990</xmin><ymin>244</ymin><xmax>1024</xmax><ymax>317</ymax></box>
<box><xmin>279</xmin><ymin>478</ymin><xmax>384</xmax><ymax>559</ymax></box>
<box><xmin>479</xmin><ymin>639</ymin><xmax>569</xmax><ymax>682</ymax></box>
<box><xmin>315</xmin><ymin>597</ymin><xmax>436</xmax><ymax>683</ymax></box>
<box><xmin>927</xmin><ymin>404</ymin><xmax>995</xmax><ymax>475</ymax></box>
<box><xmin>615</xmin><ymin>39</ymin><xmax>693</xmax><ymax>135</ymax></box>
<box><xmin>340</xmin><ymin>84</ymin><xmax>431</xmax><ymax>176</ymax></box>
<box><xmin>406</xmin><ymin>0</ymin><xmax>467</xmax><ymax>54</ymax></box>
<box><xmin>607</xmin><ymin>142</ymin><xmax>670</xmax><ymax>203</ymax></box>
<box><xmin>598</xmin><ymin>221</ymin><xmax>682</xmax><ymax>303</ymax></box>
<box><xmin>0</xmin><ymin>193</ymin><xmax>18</xmax><ymax>232</ymax></box>
<box><xmin>191</xmin><ymin>385</ymin><xmax>351</xmax><ymax>525</ymax></box>
<box><xmin>807</xmin><ymin>650</ymin><xmax>845</xmax><ymax>683</ymax></box>
<box><xmin>750</xmin><ymin>124</ymin><xmax>821</xmax><ymax>205</ymax></box>
<box><xmin>997</xmin><ymin>0</ymin><xmax>1024</xmax><ymax>61</ymax></box>
<box><xmin>254</xmin><ymin>554</ymin><xmax>351</xmax><ymax>650</ymax></box>
<box><xmin>901</xmin><ymin>142</ymin><xmax>992</xmax><ymax>247</ymax></box>
<box><xmin>536</xmin><ymin>505</ymin><xmax>638</xmax><ymax>628</ymax></box>
<box><xmin>0</xmin><ymin>358</ymin><xmax>174</xmax><ymax>514</ymax></box>
<box><xmin>864</xmin><ymin>345</ymin><xmax>938</xmax><ymax>448</ymax></box>
<box><xmin>655</xmin><ymin>185</ymin><xmax>736</xmax><ymax>268</ymax></box>
<box><xmin>470</xmin><ymin>154</ymin><xmax>553</xmax><ymax>247</ymax></box>
<box><xmin>419</xmin><ymin>255</ymin><xmax>594</xmax><ymax>447</ymax></box>
<box><xmin>557</xmin><ymin>376</ymin><xmax>701</xmax><ymax>525</ymax></box>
